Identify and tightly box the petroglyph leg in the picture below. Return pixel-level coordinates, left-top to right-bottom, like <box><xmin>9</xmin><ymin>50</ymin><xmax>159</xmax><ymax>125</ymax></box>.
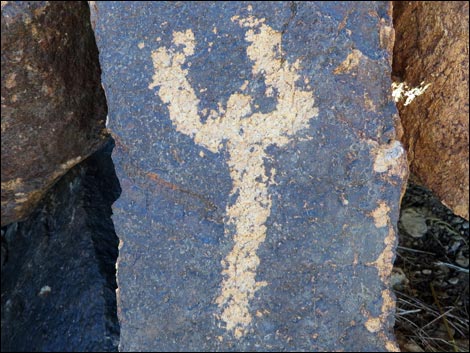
<box><xmin>215</xmin><ymin>145</ymin><xmax>271</xmax><ymax>338</ymax></box>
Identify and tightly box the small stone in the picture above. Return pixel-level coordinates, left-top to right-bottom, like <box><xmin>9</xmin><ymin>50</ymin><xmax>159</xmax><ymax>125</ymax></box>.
<box><xmin>38</xmin><ymin>285</ymin><xmax>51</xmax><ymax>297</ymax></box>
<box><xmin>448</xmin><ymin>277</ymin><xmax>459</xmax><ymax>285</ymax></box>
<box><xmin>455</xmin><ymin>250</ymin><xmax>469</xmax><ymax>268</ymax></box>
<box><xmin>449</xmin><ymin>239</ymin><xmax>462</xmax><ymax>253</ymax></box>
<box><xmin>403</xmin><ymin>342</ymin><xmax>424</xmax><ymax>352</ymax></box>
<box><xmin>391</xmin><ymin>268</ymin><xmax>408</xmax><ymax>290</ymax></box>
<box><xmin>434</xmin><ymin>264</ymin><xmax>450</xmax><ymax>276</ymax></box>
<box><xmin>400</xmin><ymin>208</ymin><xmax>428</xmax><ymax>238</ymax></box>
<box><xmin>422</xmin><ymin>269</ymin><xmax>432</xmax><ymax>275</ymax></box>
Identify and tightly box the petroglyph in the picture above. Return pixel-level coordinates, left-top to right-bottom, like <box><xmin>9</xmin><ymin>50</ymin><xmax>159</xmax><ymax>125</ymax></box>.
<box><xmin>149</xmin><ymin>15</ymin><xmax>319</xmax><ymax>338</ymax></box>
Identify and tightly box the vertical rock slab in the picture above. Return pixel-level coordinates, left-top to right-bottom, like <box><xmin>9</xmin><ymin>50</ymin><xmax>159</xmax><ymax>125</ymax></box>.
<box><xmin>1</xmin><ymin>141</ymin><xmax>120</xmax><ymax>352</ymax></box>
<box><xmin>92</xmin><ymin>2</ymin><xmax>407</xmax><ymax>351</ymax></box>
<box><xmin>393</xmin><ymin>1</ymin><xmax>469</xmax><ymax>220</ymax></box>
<box><xmin>1</xmin><ymin>1</ymin><xmax>108</xmax><ymax>226</ymax></box>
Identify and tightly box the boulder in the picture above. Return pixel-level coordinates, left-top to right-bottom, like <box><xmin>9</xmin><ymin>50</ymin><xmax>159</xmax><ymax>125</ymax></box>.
<box><xmin>1</xmin><ymin>1</ymin><xmax>108</xmax><ymax>226</ymax></box>
<box><xmin>1</xmin><ymin>140</ymin><xmax>120</xmax><ymax>352</ymax></box>
<box><xmin>393</xmin><ymin>1</ymin><xmax>469</xmax><ymax>220</ymax></box>
<box><xmin>91</xmin><ymin>2</ymin><xmax>407</xmax><ymax>351</ymax></box>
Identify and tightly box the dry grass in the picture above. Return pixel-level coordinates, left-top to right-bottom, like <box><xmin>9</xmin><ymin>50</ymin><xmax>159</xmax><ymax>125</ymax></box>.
<box><xmin>395</xmin><ymin>289</ymin><xmax>469</xmax><ymax>352</ymax></box>
<box><xmin>394</xmin><ymin>183</ymin><xmax>469</xmax><ymax>352</ymax></box>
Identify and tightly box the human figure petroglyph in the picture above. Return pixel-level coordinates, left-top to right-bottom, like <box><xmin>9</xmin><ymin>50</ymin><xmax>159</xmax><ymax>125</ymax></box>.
<box><xmin>149</xmin><ymin>15</ymin><xmax>319</xmax><ymax>338</ymax></box>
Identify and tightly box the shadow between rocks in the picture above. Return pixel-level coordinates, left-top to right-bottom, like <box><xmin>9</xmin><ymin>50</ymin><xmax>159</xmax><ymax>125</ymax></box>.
<box><xmin>1</xmin><ymin>139</ymin><xmax>121</xmax><ymax>352</ymax></box>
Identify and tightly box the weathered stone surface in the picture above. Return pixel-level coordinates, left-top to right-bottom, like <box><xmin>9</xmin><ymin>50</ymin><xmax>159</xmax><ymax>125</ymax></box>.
<box><xmin>1</xmin><ymin>140</ymin><xmax>120</xmax><ymax>352</ymax></box>
<box><xmin>392</xmin><ymin>1</ymin><xmax>469</xmax><ymax>220</ymax></box>
<box><xmin>1</xmin><ymin>1</ymin><xmax>108</xmax><ymax>226</ymax></box>
<box><xmin>92</xmin><ymin>2</ymin><xmax>407</xmax><ymax>351</ymax></box>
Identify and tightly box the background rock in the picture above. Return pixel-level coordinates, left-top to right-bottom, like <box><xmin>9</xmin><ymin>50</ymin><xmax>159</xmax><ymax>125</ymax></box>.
<box><xmin>92</xmin><ymin>2</ymin><xmax>406</xmax><ymax>351</ymax></box>
<box><xmin>392</xmin><ymin>1</ymin><xmax>469</xmax><ymax>220</ymax></box>
<box><xmin>1</xmin><ymin>1</ymin><xmax>108</xmax><ymax>226</ymax></box>
<box><xmin>0</xmin><ymin>140</ymin><xmax>120</xmax><ymax>352</ymax></box>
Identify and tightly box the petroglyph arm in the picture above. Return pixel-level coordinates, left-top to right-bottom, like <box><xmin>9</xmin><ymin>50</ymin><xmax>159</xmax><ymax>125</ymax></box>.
<box><xmin>235</xmin><ymin>17</ymin><xmax>319</xmax><ymax>141</ymax></box>
<box><xmin>149</xmin><ymin>30</ymin><xmax>227</xmax><ymax>152</ymax></box>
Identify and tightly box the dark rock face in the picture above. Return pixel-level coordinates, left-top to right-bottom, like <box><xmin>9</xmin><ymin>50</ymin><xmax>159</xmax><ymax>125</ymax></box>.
<box><xmin>1</xmin><ymin>140</ymin><xmax>120</xmax><ymax>352</ymax></box>
<box><xmin>1</xmin><ymin>1</ymin><xmax>108</xmax><ymax>226</ymax></box>
<box><xmin>92</xmin><ymin>2</ymin><xmax>407</xmax><ymax>351</ymax></box>
<box><xmin>392</xmin><ymin>1</ymin><xmax>469</xmax><ymax>220</ymax></box>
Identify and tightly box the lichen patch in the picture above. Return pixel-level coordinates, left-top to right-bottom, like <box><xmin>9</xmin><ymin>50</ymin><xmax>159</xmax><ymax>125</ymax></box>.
<box><xmin>5</xmin><ymin>73</ymin><xmax>17</xmax><ymax>89</ymax></box>
<box><xmin>370</xmin><ymin>201</ymin><xmax>390</xmax><ymax>228</ymax></box>
<box><xmin>1</xmin><ymin>177</ymin><xmax>24</xmax><ymax>191</ymax></box>
<box><xmin>333</xmin><ymin>49</ymin><xmax>364</xmax><ymax>74</ymax></box>
<box><xmin>385</xmin><ymin>340</ymin><xmax>400</xmax><ymax>352</ymax></box>
<box><xmin>379</xmin><ymin>17</ymin><xmax>395</xmax><ymax>55</ymax></box>
<box><xmin>365</xmin><ymin>316</ymin><xmax>381</xmax><ymax>333</ymax></box>
<box><xmin>365</xmin><ymin>198</ymin><xmax>398</xmax><ymax>347</ymax></box>
<box><xmin>391</xmin><ymin>81</ymin><xmax>431</xmax><ymax>106</ymax></box>
<box><xmin>374</xmin><ymin>227</ymin><xmax>396</xmax><ymax>282</ymax></box>
<box><xmin>364</xmin><ymin>289</ymin><xmax>396</xmax><ymax>336</ymax></box>
<box><xmin>149</xmin><ymin>16</ymin><xmax>318</xmax><ymax>338</ymax></box>
<box><xmin>364</xmin><ymin>92</ymin><xmax>376</xmax><ymax>112</ymax></box>
<box><xmin>60</xmin><ymin>156</ymin><xmax>82</xmax><ymax>171</ymax></box>
<box><xmin>371</xmin><ymin>140</ymin><xmax>405</xmax><ymax>175</ymax></box>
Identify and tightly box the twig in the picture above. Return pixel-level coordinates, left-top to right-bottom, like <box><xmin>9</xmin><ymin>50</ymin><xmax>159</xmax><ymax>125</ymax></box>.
<box><xmin>396</xmin><ymin>308</ymin><xmax>422</xmax><ymax>316</ymax></box>
<box><xmin>434</xmin><ymin>261</ymin><xmax>469</xmax><ymax>273</ymax></box>
<box><xmin>427</xmin><ymin>217</ymin><xmax>462</xmax><ymax>237</ymax></box>
<box><xmin>430</xmin><ymin>283</ymin><xmax>459</xmax><ymax>352</ymax></box>
<box><xmin>421</xmin><ymin>307</ymin><xmax>454</xmax><ymax>330</ymax></box>
<box><xmin>397</xmin><ymin>245</ymin><xmax>436</xmax><ymax>255</ymax></box>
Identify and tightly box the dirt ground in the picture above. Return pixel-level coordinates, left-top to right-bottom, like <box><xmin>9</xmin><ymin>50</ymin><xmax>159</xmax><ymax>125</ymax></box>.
<box><xmin>393</xmin><ymin>178</ymin><xmax>469</xmax><ymax>352</ymax></box>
